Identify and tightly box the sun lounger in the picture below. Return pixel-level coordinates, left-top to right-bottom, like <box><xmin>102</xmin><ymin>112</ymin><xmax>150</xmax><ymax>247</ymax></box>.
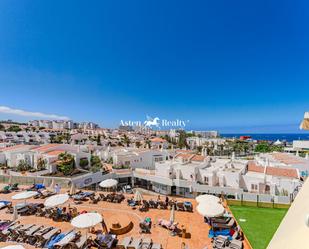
<box><xmin>151</xmin><ymin>243</ymin><xmax>162</xmax><ymax>249</ymax></box>
<box><xmin>35</xmin><ymin>227</ymin><xmax>61</xmax><ymax>248</ymax></box>
<box><xmin>116</xmin><ymin>236</ymin><xmax>132</xmax><ymax>249</ymax></box>
<box><xmin>127</xmin><ymin>237</ymin><xmax>142</xmax><ymax>249</ymax></box>
<box><xmin>95</xmin><ymin>234</ymin><xmax>116</xmax><ymax>249</ymax></box>
<box><xmin>225</xmin><ymin>239</ymin><xmax>243</xmax><ymax>249</ymax></box>
<box><xmin>0</xmin><ymin>201</ymin><xmax>11</xmax><ymax>209</ymax></box>
<box><xmin>140</xmin><ymin>237</ymin><xmax>152</xmax><ymax>249</ymax></box>
<box><xmin>176</xmin><ymin>202</ymin><xmax>185</xmax><ymax>211</ymax></box>
<box><xmin>44</xmin><ymin>233</ymin><xmax>66</xmax><ymax>249</ymax></box>
<box><xmin>73</xmin><ymin>234</ymin><xmax>88</xmax><ymax>249</ymax></box>
<box><xmin>54</xmin><ymin>230</ymin><xmax>77</xmax><ymax>247</ymax></box>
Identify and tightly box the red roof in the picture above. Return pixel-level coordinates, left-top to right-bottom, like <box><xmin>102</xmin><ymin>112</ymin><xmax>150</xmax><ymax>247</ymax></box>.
<box><xmin>248</xmin><ymin>161</ymin><xmax>298</xmax><ymax>178</ymax></box>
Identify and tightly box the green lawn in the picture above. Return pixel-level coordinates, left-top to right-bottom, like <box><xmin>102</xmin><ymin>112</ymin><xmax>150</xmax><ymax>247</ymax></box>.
<box><xmin>229</xmin><ymin>205</ymin><xmax>288</xmax><ymax>249</ymax></box>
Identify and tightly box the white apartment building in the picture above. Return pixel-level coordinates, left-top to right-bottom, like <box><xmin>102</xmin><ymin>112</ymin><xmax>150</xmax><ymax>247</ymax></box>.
<box><xmin>0</xmin><ymin>143</ymin><xmax>91</xmax><ymax>174</ymax></box>
<box><xmin>107</xmin><ymin>148</ymin><xmax>169</xmax><ymax>170</ymax></box>
<box><xmin>186</xmin><ymin>137</ymin><xmax>226</xmax><ymax>149</ymax></box>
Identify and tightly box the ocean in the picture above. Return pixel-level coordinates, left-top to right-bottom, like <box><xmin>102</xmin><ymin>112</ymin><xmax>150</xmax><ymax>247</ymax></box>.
<box><xmin>221</xmin><ymin>133</ymin><xmax>309</xmax><ymax>142</ymax></box>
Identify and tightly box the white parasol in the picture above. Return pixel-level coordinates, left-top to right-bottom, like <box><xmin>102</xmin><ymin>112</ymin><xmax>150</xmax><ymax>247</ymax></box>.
<box><xmin>99</xmin><ymin>179</ymin><xmax>118</xmax><ymax>188</ymax></box>
<box><xmin>196</xmin><ymin>194</ymin><xmax>220</xmax><ymax>204</ymax></box>
<box><xmin>71</xmin><ymin>212</ymin><xmax>102</xmax><ymax>229</ymax></box>
<box><xmin>0</xmin><ymin>246</ymin><xmax>25</xmax><ymax>249</ymax></box>
<box><xmin>196</xmin><ymin>203</ymin><xmax>225</xmax><ymax>218</ymax></box>
<box><xmin>44</xmin><ymin>194</ymin><xmax>69</xmax><ymax>208</ymax></box>
<box><xmin>12</xmin><ymin>191</ymin><xmax>38</xmax><ymax>201</ymax></box>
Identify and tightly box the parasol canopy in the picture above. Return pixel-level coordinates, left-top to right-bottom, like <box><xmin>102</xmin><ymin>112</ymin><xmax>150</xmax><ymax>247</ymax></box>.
<box><xmin>12</xmin><ymin>191</ymin><xmax>38</xmax><ymax>200</ymax></box>
<box><xmin>195</xmin><ymin>194</ymin><xmax>220</xmax><ymax>204</ymax></box>
<box><xmin>44</xmin><ymin>194</ymin><xmax>69</xmax><ymax>208</ymax></box>
<box><xmin>99</xmin><ymin>179</ymin><xmax>118</xmax><ymax>188</ymax></box>
<box><xmin>71</xmin><ymin>212</ymin><xmax>102</xmax><ymax>229</ymax></box>
<box><xmin>196</xmin><ymin>203</ymin><xmax>225</xmax><ymax>218</ymax></box>
<box><xmin>1</xmin><ymin>246</ymin><xmax>25</xmax><ymax>249</ymax></box>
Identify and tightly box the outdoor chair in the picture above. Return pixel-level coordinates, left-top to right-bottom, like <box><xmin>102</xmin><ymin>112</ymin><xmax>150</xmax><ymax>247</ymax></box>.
<box><xmin>151</xmin><ymin>243</ymin><xmax>162</xmax><ymax>249</ymax></box>
<box><xmin>116</xmin><ymin>236</ymin><xmax>132</xmax><ymax>249</ymax></box>
<box><xmin>176</xmin><ymin>202</ymin><xmax>185</xmax><ymax>211</ymax></box>
<box><xmin>127</xmin><ymin>237</ymin><xmax>142</xmax><ymax>249</ymax></box>
<box><xmin>140</xmin><ymin>237</ymin><xmax>152</xmax><ymax>249</ymax></box>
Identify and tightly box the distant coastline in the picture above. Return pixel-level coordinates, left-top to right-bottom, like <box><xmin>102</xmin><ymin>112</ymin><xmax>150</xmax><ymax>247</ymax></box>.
<box><xmin>221</xmin><ymin>133</ymin><xmax>309</xmax><ymax>142</ymax></box>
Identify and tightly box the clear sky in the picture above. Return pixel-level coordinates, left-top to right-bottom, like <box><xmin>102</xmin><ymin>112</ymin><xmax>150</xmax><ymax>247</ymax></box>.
<box><xmin>0</xmin><ymin>0</ymin><xmax>308</xmax><ymax>133</ymax></box>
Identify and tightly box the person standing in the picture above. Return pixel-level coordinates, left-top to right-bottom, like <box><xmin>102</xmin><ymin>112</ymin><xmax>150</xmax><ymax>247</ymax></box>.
<box><xmin>54</xmin><ymin>184</ymin><xmax>61</xmax><ymax>194</ymax></box>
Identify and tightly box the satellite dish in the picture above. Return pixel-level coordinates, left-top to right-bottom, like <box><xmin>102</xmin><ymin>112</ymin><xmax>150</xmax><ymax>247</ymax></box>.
<box><xmin>305</xmin><ymin>214</ymin><xmax>309</xmax><ymax>227</ymax></box>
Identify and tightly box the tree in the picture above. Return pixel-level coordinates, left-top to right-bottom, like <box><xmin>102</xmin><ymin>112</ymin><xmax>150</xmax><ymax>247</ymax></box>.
<box><xmin>7</xmin><ymin>125</ymin><xmax>21</xmax><ymax>132</ymax></box>
<box><xmin>79</xmin><ymin>157</ymin><xmax>89</xmax><ymax>169</ymax></box>
<box><xmin>37</xmin><ymin>158</ymin><xmax>47</xmax><ymax>171</ymax></box>
<box><xmin>90</xmin><ymin>155</ymin><xmax>102</xmax><ymax>172</ymax></box>
<box><xmin>255</xmin><ymin>143</ymin><xmax>272</xmax><ymax>153</ymax></box>
<box><xmin>57</xmin><ymin>152</ymin><xmax>75</xmax><ymax>175</ymax></box>
<box><xmin>96</xmin><ymin>135</ymin><xmax>102</xmax><ymax>146</ymax></box>
<box><xmin>0</xmin><ymin>124</ymin><xmax>5</xmax><ymax>131</ymax></box>
<box><xmin>17</xmin><ymin>160</ymin><xmax>32</xmax><ymax>172</ymax></box>
<box><xmin>122</xmin><ymin>134</ymin><xmax>131</xmax><ymax>147</ymax></box>
<box><xmin>177</xmin><ymin>131</ymin><xmax>188</xmax><ymax>149</ymax></box>
<box><xmin>135</xmin><ymin>141</ymin><xmax>141</xmax><ymax>148</ymax></box>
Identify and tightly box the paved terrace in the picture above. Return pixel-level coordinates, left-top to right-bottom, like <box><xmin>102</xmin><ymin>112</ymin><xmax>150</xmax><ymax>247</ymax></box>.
<box><xmin>0</xmin><ymin>185</ymin><xmax>251</xmax><ymax>249</ymax></box>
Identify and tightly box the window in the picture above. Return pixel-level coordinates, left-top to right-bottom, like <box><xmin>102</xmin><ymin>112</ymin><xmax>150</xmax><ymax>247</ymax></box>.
<box><xmin>154</xmin><ymin>157</ymin><xmax>163</xmax><ymax>162</ymax></box>
<box><xmin>204</xmin><ymin>177</ymin><xmax>209</xmax><ymax>185</ymax></box>
<box><xmin>251</xmin><ymin>184</ymin><xmax>258</xmax><ymax>191</ymax></box>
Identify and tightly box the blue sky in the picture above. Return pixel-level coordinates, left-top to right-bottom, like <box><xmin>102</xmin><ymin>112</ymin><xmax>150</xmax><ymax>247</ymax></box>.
<box><xmin>0</xmin><ymin>0</ymin><xmax>308</xmax><ymax>133</ymax></box>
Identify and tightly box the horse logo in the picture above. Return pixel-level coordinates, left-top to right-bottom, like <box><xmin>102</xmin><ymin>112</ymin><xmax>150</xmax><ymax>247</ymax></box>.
<box><xmin>144</xmin><ymin>116</ymin><xmax>160</xmax><ymax>128</ymax></box>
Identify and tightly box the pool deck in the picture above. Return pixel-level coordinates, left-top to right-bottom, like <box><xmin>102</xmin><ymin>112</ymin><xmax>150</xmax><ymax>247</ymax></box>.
<box><xmin>0</xmin><ymin>184</ymin><xmax>249</xmax><ymax>249</ymax></box>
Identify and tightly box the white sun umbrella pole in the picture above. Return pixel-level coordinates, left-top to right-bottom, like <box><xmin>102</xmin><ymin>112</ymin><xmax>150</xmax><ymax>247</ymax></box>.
<box><xmin>50</xmin><ymin>179</ymin><xmax>55</xmax><ymax>190</ymax></box>
<box><xmin>45</xmin><ymin>194</ymin><xmax>69</xmax><ymax>208</ymax></box>
<box><xmin>12</xmin><ymin>205</ymin><xmax>18</xmax><ymax>221</ymax></box>
<box><xmin>42</xmin><ymin>178</ymin><xmax>48</xmax><ymax>187</ymax></box>
<box><xmin>69</xmin><ymin>183</ymin><xmax>76</xmax><ymax>195</ymax></box>
<box><xmin>170</xmin><ymin>205</ymin><xmax>175</xmax><ymax>223</ymax></box>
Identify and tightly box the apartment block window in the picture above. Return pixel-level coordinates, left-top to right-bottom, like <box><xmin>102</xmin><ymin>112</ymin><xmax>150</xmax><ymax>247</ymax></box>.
<box><xmin>204</xmin><ymin>177</ymin><xmax>209</xmax><ymax>185</ymax></box>
<box><xmin>251</xmin><ymin>184</ymin><xmax>258</xmax><ymax>191</ymax></box>
<box><xmin>154</xmin><ymin>157</ymin><xmax>163</xmax><ymax>162</ymax></box>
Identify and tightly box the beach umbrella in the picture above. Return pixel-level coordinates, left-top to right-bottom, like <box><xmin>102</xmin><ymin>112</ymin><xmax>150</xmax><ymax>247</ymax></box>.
<box><xmin>196</xmin><ymin>203</ymin><xmax>225</xmax><ymax>218</ymax></box>
<box><xmin>196</xmin><ymin>194</ymin><xmax>220</xmax><ymax>204</ymax></box>
<box><xmin>71</xmin><ymin>212</ymin><xmax>102</xmax><ymax>229</ymax></box>
<box><xmin>134</xmin><ymin>189</ymin><xmax>143</xmax><ymax>202</ymax></box>
<box><xmin>69</xmin><ymin>183</ymin><xmax>76</xmax><ymax>195</ymax></box>
<box><xmin>300</xmin><ymin>112</ymin><xmax>309</xmax><ymax>130</ymax></box>
<box><xmin>170</xmin><ymin>205</ymin><xmax>175</xmax><ymax>223</ymax></box>
<box><xmin>12</xmin><ymin>191</ymin><xmax>38</xmax><ymax>203</ymax></box>
<box><xmin>50</xmin><ymin>179</ymin><xmax>55</xmax><ymax>189</ymax></box>
<box><xmin>1</xmin><ymin>246</ymin><xmax>25</xmax><ymax>249</ymax></box>
<box><xmin>44</xmin><ymin>194</ymin><xmax>69</xmax><ymax>208</ymax></box>
<box><xmin>12</xmin><ymin>205</ymin><xmax>18</xmax><ymax>221</ymax></box>
<box><xmin>99</xmin><ymin>179</ymin><xmax>118</xmax><ymax>188</ymax></box>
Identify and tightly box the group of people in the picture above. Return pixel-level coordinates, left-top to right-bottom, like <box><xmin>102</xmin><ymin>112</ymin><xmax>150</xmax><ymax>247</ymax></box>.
<box><xmin>55</xmin><ymin>206</ymin><xmax>79</xmax><ymax>221</ymax></box>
